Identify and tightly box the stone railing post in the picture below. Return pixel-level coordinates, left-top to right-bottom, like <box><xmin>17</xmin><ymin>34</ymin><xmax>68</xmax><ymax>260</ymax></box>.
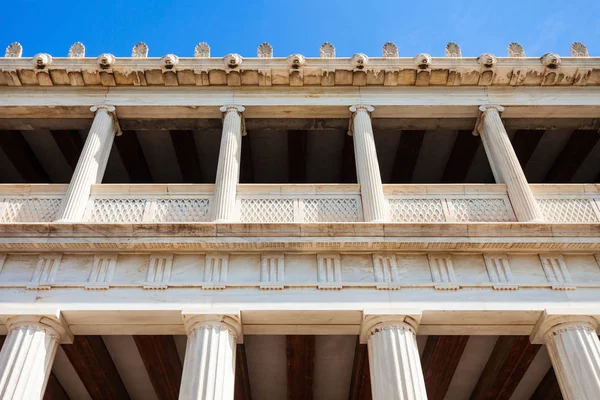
<box><xmin>179</xmin><ymin>314</ymin><xmax>242</xmax><ymax>400</ymax></box>
<box><xmin>349</xmin><ymin>105</ymin><xmax>387</xmax><ymax>222</ymax></box>
<box><xmin>54</xmin><ymin>105</ymin><xmax>120</xmax><ymax>222</ymax></box>
<box><xmin>0</xmin><ymin>316</ymin><xmax>72</xmax><ymax>399</ymax></box>
<box><xmin>475</xmin><ymin>105</ymin><xmax>544</xmax><ymax>222</ymax></box>
<box><xmin>362</xmin><ymin>315</ymin><xmax>427</xmax><ymax>400</ymax></box>
<box><xmin>212</xmin><ymin>105</ymin><xmax>245</xmax><ymax>222</ymax></box>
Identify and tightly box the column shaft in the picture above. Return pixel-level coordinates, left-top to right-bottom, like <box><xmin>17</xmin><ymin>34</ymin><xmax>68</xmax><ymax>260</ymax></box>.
<box><xmin>179</xmin><ymin>317</ymin><xmax>240</xmax><ymax>400</ymax></box>
<box><xmin>544</xmin><ymin>321</ymin><xmax>600</xmax><ymax>399</ymax></box>
<box><xmin>367</xmin><ymin>321</ymin><xmax>427</xmax><ymax>400</ymax></box>
<box><xmin>55</xmin><ymin>105</ymin><xmax>118</xmax><ymax>222</ymax></box>
<box><xmin>212</xmin><ymin>106</ymin><xmax>244</xmax><ymax>222</ymax></box>
<box><xmin>350</xmin><ymin>106</ymin><xmax>387</xmax><ymax>222</ymax></box>
<box><xmin>477</xmin><ymin>106</ymin><xmax>543</xmax><ymax>222</ymax></box>
<box><xmin>0</xmin><ymin>321</ymin><xmax>60</xmax><ymax>399</ymax></box>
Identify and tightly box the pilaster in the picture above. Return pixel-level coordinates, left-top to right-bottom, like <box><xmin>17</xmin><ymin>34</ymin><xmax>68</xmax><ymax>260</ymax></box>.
<box><xmin>212</xmin><ymin>105</ymin><xmax>245</xmax><ymax>222</ymax></box>
<box><xmin>349</xmin><ymin>105</ymin><xmax>387</xmax><ymax>222</ymax></box>
<box><xmin>474</xmin><ymin>105</ymin><xmax>544</xmax><ymax>222</ymax></box>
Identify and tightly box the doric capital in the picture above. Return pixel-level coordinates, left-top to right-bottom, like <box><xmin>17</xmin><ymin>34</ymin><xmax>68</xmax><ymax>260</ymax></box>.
<box><xmin>6</xmin><ymin>315</ymin><xmax>73</xmax><ymax>344</ymax></box>
<box><xmin>530</xmin><ymin>311</ymin><xmax>599</xmax><ymax>344</ymax></box>
<box><xmin>360</xmin><ymin>312</ymin><xmax>421</xmax><ymax>343</ymax></box>
<box><xmin>182</xmin><ymin>313</ymin><xmax>243</xmax><ymax>343</ymax></box>
<box><xmin>349</xmin><ymin>105</ymin><xmax>374</xmax><ymax>114</ymax></box>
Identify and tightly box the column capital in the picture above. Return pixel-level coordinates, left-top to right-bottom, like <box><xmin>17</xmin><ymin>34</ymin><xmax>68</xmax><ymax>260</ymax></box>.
<box><xmin>6</xmin><ymin>315</ymin><xmax>73</xmax><ymax>344</ymax></box>
<box><xmin>220</xmin><ymin>104</ymin><xmax>245</xmax><ymax>113</ymax></box>
<box><xmin>90</xmin><ymin>104</ymin><xmax>116</xmax><ymax>113</ymax></box>
<box><xmin>531</xmin><ymin>310</ymin><xmax>599</xmax><ymax>344</ymax></box>
<box><xmin>182</xmin><ymin>312</ymin><xmax>243</xmax><ymax>343</ymax></box>
<box><xmin>478</xmin><ymin>104</ymin><xmax>505</xmax><ymax>113</ymax></box>
<box><xmin>360</xmin><ymin>312</ymin><xmax>421</xmax><ymax>343</ymax></box>
<box><xmin>349</xmin><ymin>104</ymin><xmax>374</xmax><ymax>113</ymax></box>
<box><xmin>90</xmin><ymin>104</ymin><xmax>122</xmax><ymax>136</ymax></box>
<box><xmin>473</xmin><ymin>104</ymin><xmax>504</xmax><ymax>136</ymax></box>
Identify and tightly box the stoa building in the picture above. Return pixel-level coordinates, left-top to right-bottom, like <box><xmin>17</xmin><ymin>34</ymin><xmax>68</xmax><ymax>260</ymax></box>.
<box><xmin>0</xmin><ymin>40</ymin><xmax>599</xmax><ymax>399</ymax></box>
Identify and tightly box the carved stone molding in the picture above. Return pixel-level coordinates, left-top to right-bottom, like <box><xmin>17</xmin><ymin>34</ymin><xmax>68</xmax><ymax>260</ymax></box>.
<box><xmin>508</xmin><ymin>42</ymin><xmax>525</xmax><ymax>57</ymax></box>
<box><xmin>97</xmin><ymin>53</ymin><xmax>115</xmax><ymax>69</ymax></box>
<box><xmin>194</xmin><ymin>42</ymin><xmax>210</xmax><ymax>58</ymax></box>
<box><xmin>414</xmin><ymin>53</ymin><xmax>432</xmax><ymax>69</ymax></box>
<box><xmin>6</xmin><ymin>314</ymin><xmax>73</xmax><ymax>344</ymax></box>
<box><xmin>541</xmin><ymin>53</ymin><xmax>561</xmax><ymax>69</ymax></box>
<box><xmin>257</xmin><ymin>42</ymin><xmax>273</xmax><ymax>58</ymax></box>
<box><xmin>161</xmin><ymin>54</ymin><xmax>179</xmax><ymax>70</ymax></box>
<box><xmin>382</xmin><ymin>42</ymin><xmax>398</xmax><ymax>58</ymax></box>
<box><xmin>4</xmin><ymin>42</ymin><xmax>22</xmax><ymax>58</ymax></box>
<box><xmin>182</xmin><ymin>313</ymin><xmax>243</xmax><ymax>342</ymax></box>
<box><xmin>132</xmin><ymin>42</ymin><xmax>149</xmax><ymax>58</ymax></box>
<box><xmin>223</xmin><ymin>53</ymin><xmax>242</xmax><ymax>69</ymax></box>
<box><xmin>477</xmin><ymin>53</ymin><xmax>497</xmax><ymax>68</ymax></box>
<box><xmin>32</xmin><ymin>53</ymin><xmax>52</xmax><ymax>70</ymax></box>
<box><xmin>287</xmin><ymin>54</ymin><xmax>306</xmax><ymax>69</ymax></box>
<box><xmin>360</xmin><ymin>314</ymin><xmax>421</xmax><ymax>343</ymax></box>
<box><xmin>350</xmin><ymin>53</ymin><xmax>368</xmax><ymax>70</ymax></box>
<box><xmin>320</xmin><ymin>42</ymin><xmax>335</xmax><ymax>58</ymax></box>
<box><xmin>571</xmin><ymin>42</ymin><xmax>589</xmax><ymax>57</ymax></box>
<box><xmin>68</xmin><ymin>42</ymin><xmax>85</xmax><ymax>58</ymax></box>
<box><xmin>445</xmin><ymin>42</ymin><xmax>462</xmax><ymax>57</ymax></box>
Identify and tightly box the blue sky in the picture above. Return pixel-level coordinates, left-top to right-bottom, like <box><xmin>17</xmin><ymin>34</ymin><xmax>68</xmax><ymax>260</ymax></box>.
<box><xmin>2</xmin><ymin>0</ymin><xmax>599</xmax><ymax>58</ymax></box>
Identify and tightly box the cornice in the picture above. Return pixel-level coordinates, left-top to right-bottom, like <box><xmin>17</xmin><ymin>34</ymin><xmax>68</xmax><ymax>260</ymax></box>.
<box><xmin>0</xmin><ymin>222</ymin><xmax>599</xmax><ymax>252</ymax></box>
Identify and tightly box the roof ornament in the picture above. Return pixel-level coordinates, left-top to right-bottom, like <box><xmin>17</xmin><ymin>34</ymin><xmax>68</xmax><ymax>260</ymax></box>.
<box><xmin>132</xmin><ymin>42</ymin><xmax>148</xmax><ymax>58</ymax></box>
<box><xmin>224</xmin><ymin>53</ymin><xmax>242</xmax><ymax>69</ymax></box>
<box><xmin>507</xmin><ymin>42</ymin><xmax>525</xmax><ymax>57</ymax></box>
<box><xmin>68</xmin><ymin>42</ymin><xmax>85</xmax><ymax>58</ymax></box>
<box><xmin>445</xmin><ymin>42</ymin><xmax>462</xmax><ymax>57</ymax></box>
<box><xmin>540</xmin><ymin>53</ymin><xmax>561</xmax><ymax>69</ymax></box>
<box><xmin>97</xmin><ymin>53</ymin><xmax>116</xmax><ymax>69</ymax></box>
<box><xmin>382</xmin><ymin>42</ymin><xmax>398</xmax><ymax>58</ymax></box>
<box><xmin>194</xmin><ymin>42</ymin><xmax>210</xmax><ymax>58</ymax></box>
<box><xmin>320</xmin><ymin>42</ymin><xmax>335</xmax><ymax>58</ymax></box>
<box><xmin>414</xmin><ymin>53</ymin><xmax>432</xmax><ymax>69</ymax></box>
<box><xmin>287</xmin><ymin>54</ymin><xmax>306</xmax><ymax>69</ymax></box>
<box><xmin>350</xmin><ymin>53</ymin><xmax>368</xmax><ymax>70</ymax></box>
<box><xmin>5</xmin><ymin>42</ymin><xmax>22</xmax><ymax>58</ymax></box>
<box><xmin>32</xmin><ymin>53</ymin><xmax>52</xmax><ymax>69</ymax></box>
<box><xmin>570</xmin><ymin>42</ymin><xmax>589</xmax><ymax>57</ymax></box>
<box><xmin>257</xmin><ymin>42</ymin><xmax>273</xmax><ymax>58</ymax></box>
<box><xmin>161</xmin><ymin>54</ymin><xmax>179</xmax><ymax>70</ymax></box>
<box><xmin>477</xmin><ymin>53</ymin><xmax>497</xmax><ymax>68</ymax></box>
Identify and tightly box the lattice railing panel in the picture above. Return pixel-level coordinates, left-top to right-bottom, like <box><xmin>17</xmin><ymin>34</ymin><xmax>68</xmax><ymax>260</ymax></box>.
<box><xmin>88</xmin><ymin>199</ymin><xmax>146</xmax><ymax>223</ymax></box>
<box><xmin>303</xmin><ymin>198</ymin><xmax>360</xmax><ymax>222</ymax></box>
<box><xmin>0</xmin><ymin>198</ymin><xmax>62</xmax><ymax>222</ymax></box>
<box><xmin>240</xmin><ymin>198</ymin><xmax>295</xmax><ymax>223</ymax></box>
<box><xmin>453</xmin><ymin>199</ymin><xmax>514</xmax><ymax>222</ymax></box>
<box><xmin>388</xmin><ymin>199</ymin><xmax>446</xmax><ymax>222</ymax></box>
<box><xmin>153</xmin><ymin>199</ymin><xmax>210</xmax><ymax>222</ymax></box>
<box><xmin>538</xmin><ymin>199</ymin><xmax>599</xmax><ymax>223</ymax></box>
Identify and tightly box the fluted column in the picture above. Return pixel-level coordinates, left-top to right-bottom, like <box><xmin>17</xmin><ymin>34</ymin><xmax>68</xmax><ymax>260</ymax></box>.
<box><xmin>475</xmin><ymin>105</ymin><xmax>544</xmax><ymax>222</ymax></box>
<box><xmin>0</xmin><ymin>316</ymin><xmax>69</xmax><ymax>399</ymax></box>
<box><xmin>55</xmin><ymin>105</ymin><xmax>120</xmax><ymax>222</ymax></box>
<box><xmin>212</xmin><ymin>105</ymin><xmax>245</xmax><ymax>222</ymax></box>
<box><xmin>542</xmin><ymin>317</ymin><xmax>600</xmax><ymax>400</ymax></box>
<box><xmin>349</xmin><ymin>105</ymin><xmax>387</xmax><ymax>222</ymax></box>
<box><xmin>179</xmin><ymin>315</ymin><xmax>242</xmax><ymax>400</ymax></box>
<box><xmin>364</xmin><ymin>316</ymin><xmax>427</xmax><ymax>400</ymax></box>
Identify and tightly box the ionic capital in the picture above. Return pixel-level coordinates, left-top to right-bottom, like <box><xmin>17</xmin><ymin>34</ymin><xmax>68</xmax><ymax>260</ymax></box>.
<box><xmin>360</xmin><ymin>312</ymin><xmax>421</xmax><ymax>343</ymax></box>
<box><xmin>349</xmin><ymin>105</ymin><xmax>375</xmax><ymax>114</ymax></box>
<box><xmin>90</xmin><ymin>104</ymin><xmax>122</xmax><ymax>136</ymax></box>
<box><xmin>219</xmin><ymin>105</ymin><xmax>245</xmax><ymax>114</ymax></box>
<box><xmin>6</xmin><ymin>315</ymin><xmax>73</xmax><ymax>344</ymax></box>
<box><xmin>182</xmin><ymin>313</ymin><xmax>243</xmax><ymax>343</ymax></box>
<box><xmin>473</xmin><ymin>104</ymin><xmax>505</xmax><ymax>136</ymax></box>
<box><xmin>530</xmin><ymin>311</ymin><xmax>599</xmax><ymax>344</ymax></box>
